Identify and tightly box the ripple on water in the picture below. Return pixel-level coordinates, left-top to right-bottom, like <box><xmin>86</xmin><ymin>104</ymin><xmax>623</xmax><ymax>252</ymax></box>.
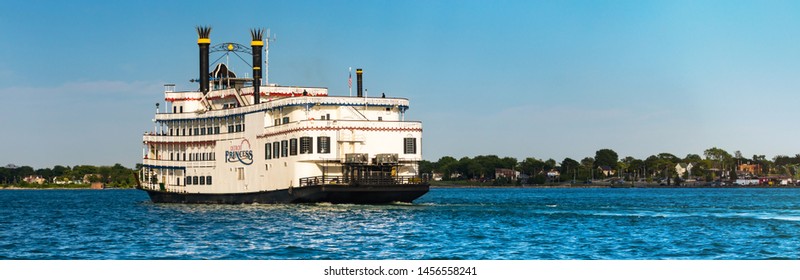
<box><xmin>2</xmin><ymin>188</ymin><xmax>800</xmax><ymax>259</ymax></box>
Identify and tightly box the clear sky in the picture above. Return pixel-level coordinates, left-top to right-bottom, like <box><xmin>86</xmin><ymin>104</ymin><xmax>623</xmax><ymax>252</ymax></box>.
<box><xmin>2</xmin><ymin>0</ymin><xmax>799</xmax><ymax>169</ymax></box>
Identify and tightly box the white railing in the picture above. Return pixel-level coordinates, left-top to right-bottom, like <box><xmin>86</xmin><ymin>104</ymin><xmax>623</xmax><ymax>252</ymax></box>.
<box><xmin>142</xmin><ymin>158</ymin><xmax>216</xmax><ymax>169</ymax></box>
<box><xmin>155</xmin><ymin>96</ymin><xmax>410</xmax><ymax>121</ymax></box>
<box><xmin>143</xmin><ymin>132</ymin><xmax>244</xmax><ymax>143</ymax></box>
<box><xmin>260</xmin><ymin>119</ymin><xmax>422</xmax><ymax>138</ymax></box>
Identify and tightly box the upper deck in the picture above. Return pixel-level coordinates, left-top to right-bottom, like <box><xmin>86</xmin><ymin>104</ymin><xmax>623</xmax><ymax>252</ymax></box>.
<box><xmin>156</xmin><ymin>86</ymin><xmax>412</xmax><ymax>122</ymax></box>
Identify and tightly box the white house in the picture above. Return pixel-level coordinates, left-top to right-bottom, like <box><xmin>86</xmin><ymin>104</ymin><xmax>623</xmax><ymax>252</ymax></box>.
<box><xmin>675</xmin><ymin>163</ymin><xmax>695</xmax><ymax>178</ymax></box>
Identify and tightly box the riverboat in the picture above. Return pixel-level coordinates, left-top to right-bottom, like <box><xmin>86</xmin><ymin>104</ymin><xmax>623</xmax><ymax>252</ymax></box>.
<box><xmin>137</xmin><ymin>27</ymin><xmax>428</xmax><ymax>204</ymax></box>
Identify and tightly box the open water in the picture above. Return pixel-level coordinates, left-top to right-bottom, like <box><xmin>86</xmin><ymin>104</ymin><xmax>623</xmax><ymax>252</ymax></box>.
<box><xmin>1</xmin><ymin>188</ymin><xmax>799</xmax><ymax>259</ymax></box>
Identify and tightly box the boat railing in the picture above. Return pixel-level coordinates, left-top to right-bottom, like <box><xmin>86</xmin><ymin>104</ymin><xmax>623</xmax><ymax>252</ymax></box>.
<box><xmin>299</xmin><ymin>176</ymin><xmax>426</xmax><ymax>187</ymax></box>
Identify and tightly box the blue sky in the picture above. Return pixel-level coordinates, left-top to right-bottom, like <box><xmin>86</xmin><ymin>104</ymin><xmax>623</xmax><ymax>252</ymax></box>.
<box><xmin>2</xmin><ymin>0</ymin><xmax>799</xmax><ymax>169</ymax></box>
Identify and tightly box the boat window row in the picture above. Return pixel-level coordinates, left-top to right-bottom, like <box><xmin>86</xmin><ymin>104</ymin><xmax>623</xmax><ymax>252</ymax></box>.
<box><xmin>160</xmin><ymin>116</ymin><xmax>245</xmax><ymax>136</ymax></box>
<box><xmin>185</xmin><ymin>175</ymin><xmax>212</xmax><ymax>186</ymax></box>
<box><xmin>265</xmin><ymin>136</ymin><xmax>330</xmax><ymax>159</ymax></box>
<box><xmin>169</xmin><ymin>152</ymin><xmax>215</xmax><ymax>161</ymax></box>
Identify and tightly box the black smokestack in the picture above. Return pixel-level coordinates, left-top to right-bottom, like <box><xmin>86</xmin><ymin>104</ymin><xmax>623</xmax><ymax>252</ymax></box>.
<box><xmin>356</xmin><ymin>68</ymin><xmax>363</xmax><ymax>97</ymax></box>
<box><xmin>196</xmin><ymin>26</ymin><xmax>211</xmax><ymax>95</ymax></box>
<box><xmin>251</xmin><ymin>28</ymin><xmax>264</xmax><ymax>104</ymax></box>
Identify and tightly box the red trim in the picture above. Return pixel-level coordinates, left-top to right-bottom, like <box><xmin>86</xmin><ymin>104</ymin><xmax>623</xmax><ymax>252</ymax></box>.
<box><xmin>145</xmin><ymin>140</ymin><xmax>216</xmax><ymax>146</ymax></box>
<box><xmin>257</xmin><ymin>126</ymin><xmax>422</xmax><ymax>139</ymax></box>
<box><xmin>165</xmin><ymin>92</ymin><xmax>328</xmax><ymax>102</ymax></box>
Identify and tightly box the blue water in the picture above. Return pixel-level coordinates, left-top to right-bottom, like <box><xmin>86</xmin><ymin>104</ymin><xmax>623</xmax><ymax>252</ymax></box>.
<box><xmin>1</xmin><ymin>188</ymin><xmax>799</xmax><ymax>259</ymax></box>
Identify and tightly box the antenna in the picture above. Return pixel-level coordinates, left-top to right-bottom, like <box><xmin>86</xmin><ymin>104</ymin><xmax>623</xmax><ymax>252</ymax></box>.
<box><xmin>264</xmin><ymin>28</ymin><xmax>277</xmax><ymax>85</ymax></box>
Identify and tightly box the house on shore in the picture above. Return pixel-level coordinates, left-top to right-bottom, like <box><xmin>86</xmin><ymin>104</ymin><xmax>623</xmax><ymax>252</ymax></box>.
<box><xmin>675</xmin><ymin>163</ymin><xmax>695</xmax><ymax>178</ymax></box>
<box><xmin>495</xmin><ymin>168</ymin><xmax>519</xmax><ymax>180</ymax></box>
<box><xmin>23</xmin><ymin>175</ymin><xmax>45</xmax><ymax>184</ymax></box>
<box><xmin>597</xmin><ymin>166</ymin><xmax>615</xmax><ymax>176</ymax></box>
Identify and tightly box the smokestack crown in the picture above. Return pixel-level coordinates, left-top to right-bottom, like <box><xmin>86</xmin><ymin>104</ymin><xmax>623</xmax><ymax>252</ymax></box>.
<box><xmin>250</xmin><ymin>29</ymin><xmax>264</xmax><ymax>46</ymax></box>
<box><xmin>196</xmin><ymin>26</ymin><xmax>212</xmax><ymax>44</ymax></box>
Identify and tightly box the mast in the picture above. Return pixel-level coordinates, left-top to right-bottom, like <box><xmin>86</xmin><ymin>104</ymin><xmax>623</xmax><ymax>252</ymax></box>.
<box><xmin>264</xmin><ymin>29</ymin><xmax>276</xmax><ymax>85</ymax></box>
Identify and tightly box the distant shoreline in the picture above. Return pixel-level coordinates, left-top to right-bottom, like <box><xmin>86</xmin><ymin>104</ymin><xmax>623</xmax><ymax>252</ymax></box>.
<box><xmin>430</xmin><ymin>184</ymin><xmax>800</xmax><ymax>189</ymax></box>
<box><xmin>0</xmin><ymin>185</ymin><xmax>131</xmax><ymax>190</ymax></box>
<box><xmin>1</xmin><ymin>186</ymin><xmax>94</xmax><ymax>190</ymax></box>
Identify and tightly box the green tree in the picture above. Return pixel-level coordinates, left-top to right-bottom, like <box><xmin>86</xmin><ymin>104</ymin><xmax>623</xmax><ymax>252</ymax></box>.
<box><xmin>0</xmin><ymin>167</ymin><xmax>10</xmax><ymax>184</ymax></box>
<box><xmin>419</xmin><ymin>160</ymin><xmax>434</xmax><ymax>176</ymax></box>
<box><xmin>437</xmin><ymin>156</ymin><xmax>459</xmax><ymax>179</ymax></box>
<box><xmin>35</xmin><ymin>168</ymin><xmax>54</xmax><ymax>181</ymax></box>
<box><xmin>520</xmin><ymin>157</ymin><xmax>546</xmax><ymax>177</ymax></box>
<box><xmin>52</xmin><ymin>165</ymin><xmax>70</xmax><ymax>178</ymax></box>
<box><xmin>684</xmin><ymin>154</ymin><xmax>702</xmax><ymax>163</ymax></box>
<box><xmin>71</xmin><ymin>165</ymin><xmax>98</xmax><ymax>181</ymax></box>
<box><xmin>500</xmin><ymin>157</ymin><xmax>518</xmax><ymax>171</ymax></box>
<box><xmin>630</xmin><ymin>159</ymin><xmax>645</xmax><ymax>181</ymax></box>
<box><xmin>594</xmin><ymin>149</ymin><xmax>619</xmax><ymax>169</ymax></box>
<box><xmin>561</xmin><ymin>158</ymin><xmax>580</xmax><ymax>180</ymax></box>
<box><xmin>704</xmin><ymin>147</ymin><xmax>733</xmax><ymax>176</ymax></box>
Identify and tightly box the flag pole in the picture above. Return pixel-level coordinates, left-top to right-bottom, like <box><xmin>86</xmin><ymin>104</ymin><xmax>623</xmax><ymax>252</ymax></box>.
<box><xmin>348</xmin><ymin>67</ymin><xmax>352</xmax><ymax>97</ymax></box>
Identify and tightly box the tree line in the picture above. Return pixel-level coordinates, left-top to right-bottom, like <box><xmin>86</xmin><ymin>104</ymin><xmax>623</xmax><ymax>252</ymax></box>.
<box><xmin>0</xmin><ymin>164</ymin><xmax>138</xmax><ymax>188</ymax></box>
<box><xmin>419</xmin><ymin>147</ymin><xmax>800</xmax><ymax>185</ymax></box>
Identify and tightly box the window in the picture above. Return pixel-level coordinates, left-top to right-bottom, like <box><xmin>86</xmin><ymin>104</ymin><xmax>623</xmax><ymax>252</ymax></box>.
<box><xmin>214</xmin><ymin>127</ymin><xmax>220</xmax><ymax>134</ymax></box>
<box><xmin>179</xmin><ymin>106</ymin><xmax>183</xmax><ymax>113</ymax></box>
<box><xmin>273</xmin><ymin>141</ymin><xmax>280</xmax><ymax>159</ymax></box>
<box><xmin>170</xmin><ymin>153</ymin><xmax>174</xmax><ymax>161</ymax></box>
<box><xmin>194</xmin><ymin>128</ymin><xmax>199</xmax><ymax>135</ymax></box>
<box><xmin>182</xmin><ymin>153</ymin><xmax>186</xmax><ymax>161</ymax></box>
<box><xmin>265</xmin><ymin>143</ymin><xmax>272</xmax><ymax>159</ymax></box>
<box><xmin>182</xmin><ymin>128</ymin><xmax>186</xmax><ymax>136</ymax></box>
<box><xmin>170</xmin><ymin>128</ymin><xmax>173</xmax><ymax>136</ymax></box>
<box><xmin>274</xmin><ymin>119</ymin><xmax>280</xmax><ymax>126</ymax></box>
<box><xmin>404</xmin><ymin>138</ymin><xmax>417</xmax><ymax>154</ymax></box>
<box><xmin>281</xmin><ymin>140</ymin><xmax>288</xmax><ymax>157</ymax></box>
<box><xmin>326</xmin><ymin>114</ymin><xmax>330</xmax><ymax>120</ymax></box>
<box><xmin>236</xmin><ymin>124</ymin><xmax>242</xmax><ymax>132</ymax></box>
<box><xmin>199</xmin><ymin>176</ymin><xmax>205</xmax><ymax>185</ymax></box>
<box><xmin>300</xmin><ymin>137</ymin><xmax>313</xmax><ymax>154</ymax></box>
<box><xmin>289</xmin><ymin>139</ymin><xmax>298</xmax><ymax>156</ymax></box>
<box><xmin>206</xmin><ymin>176</ymin><xmax>212</xmax><ymax>185</ymax></box>
<box><xmin>237</xmin><ymin>167</ymin><xmax>245</xmax><ymax>180</ymax></box>
<box><xmin>186</xmin><ymin>176</ymin><xmax>191</xmax><ymax>185</ymax></box>
<box><xmin>317</xmin><ymin>136</ymin><xmax>330</xmax><ymax>154</ymax></box>
<box><xmin>378</xmin><ymin>117</ymin><xmax>382</xmax><ymax>121</ymax></box>
<box><xmin>228</xmin><ymin>125</ymin><xmax>234</xmax><ymax>133</ymax></box>
<box><xmin>193</xmin><ymin>176</ymin><xmax>199</xmax><ymax>185</ymax></box>
<box><xmin>177</xmin><ymin>177</ymin><xmax>181</xmax><ymax>186</ymax></box>
<box><xmin>201</xmin><ymin>128</ymin><xmax>206</xmax><ymax>135</ymax></box>
<box><xmin>282</xmin><ymin>117</ymin><xmax>289</xmax><ymax>124</ymax></box>
<box><xmin>173</xmin><ymin>106</ymin><xmax>176</xmax><ymax>113</ymax></box>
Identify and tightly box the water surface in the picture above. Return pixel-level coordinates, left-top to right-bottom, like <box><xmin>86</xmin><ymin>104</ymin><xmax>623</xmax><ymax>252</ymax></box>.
<box><xmin>1</xmin><ymin>188</ymin><xmax>798</xmax><ymax>259</ymax></box>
